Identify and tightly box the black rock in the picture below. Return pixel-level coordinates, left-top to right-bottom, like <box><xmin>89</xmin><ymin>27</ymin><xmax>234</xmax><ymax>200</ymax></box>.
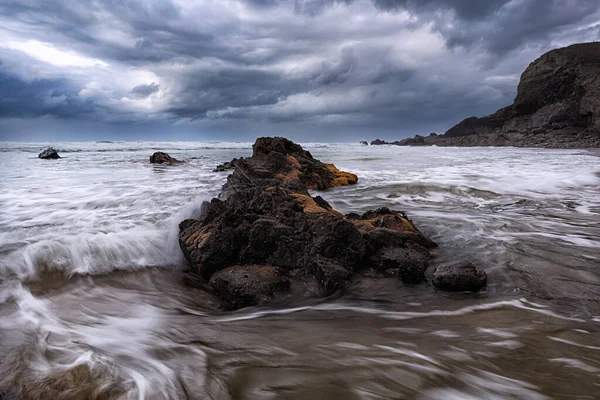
<box><xmin>359</xmin><ymin>140</ymin><xmax>368</xmax><ymax>145</ymax></box>
<box><xmin>432</xmin><ymin>261</ymin><xmax>487</xmax><ymax>292</ymax></box>
<box><xmin>149</xmin><ymin>152</ymin><xmax>181</xmax><ymax>164</ymax></box>
<box><xmin>377</xmin><ymin>247</ymin><xmax>429</xmax><ymax>284</ymax></box>
<box><xmin>209</xmin><ymin>265</ymin><xmax>290</xmax><ymax>309</ymax></box>
<box><xmin>38</xmin><ymin>147</ymin><xmax>60</xmax><ymax>159</ymax></box>
<box><xmin>178</xmin><ymin>137</ymin><xmax>436</xmax><ymax>309</ymax></box>
<box><xmin>213</xmin><ymin>159</ymin><xmax>238</xmax><ymax>172</ymax></box>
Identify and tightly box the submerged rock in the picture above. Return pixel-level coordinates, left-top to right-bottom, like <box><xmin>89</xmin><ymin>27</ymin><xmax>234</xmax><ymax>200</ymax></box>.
<box><xmin>179</xmin><ymin>137</ymin><xmax>436</xmax><ymax>309</ymax></box>
<box><xmin>359</xmin><ymin>140</ymin><xmax>368</xmax><ymax>145</ymax></box>
<box><xmin>432</xmin><ymin>261</ymin><xmax>487</xmax><ymax>292</ymax></box>
<box><xmin>370</xmin><ymin>139</ymin><xmax>387</xmax><ymax>145</ymax></box>
<box><xmin>149</xmin><ymin>152</ymin><xmax>181</xmax><ymax>164</ymax></box>
<box><xmin>209</xmin><ymin>265</ymin><xmax>290</xmax><ymax>309</ymax></box>
<box><xmin>38</xmin><ymin>147</ymin><xmax>60</xmax><ymax>159</ymax></box>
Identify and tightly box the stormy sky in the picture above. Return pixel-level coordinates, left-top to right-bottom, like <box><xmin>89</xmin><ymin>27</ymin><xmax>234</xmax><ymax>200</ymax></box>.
<box><xmin>1</xmin><ymin>0</ymin><xmax>599</xmax><ymax>141</ymax></box>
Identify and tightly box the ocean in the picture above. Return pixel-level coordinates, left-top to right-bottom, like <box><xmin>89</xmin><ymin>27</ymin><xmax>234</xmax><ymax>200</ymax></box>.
<box><xmin>1</xmin><ymin>141</ymin><xmax>599</xmax><ymax>399</ymax></box>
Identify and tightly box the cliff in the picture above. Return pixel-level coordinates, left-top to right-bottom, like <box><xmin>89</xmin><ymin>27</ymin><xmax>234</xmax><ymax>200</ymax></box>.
<box><xmin>385</xmin><ymin>42</ymin><xmax>600</xmax><ymax>148</ymax></box>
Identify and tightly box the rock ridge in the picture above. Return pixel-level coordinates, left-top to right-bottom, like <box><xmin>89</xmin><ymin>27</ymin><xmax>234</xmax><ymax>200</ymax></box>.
<box><xmin>178</xmin><ymin>137</ymin><xmax>467</xmax><ymax>309</ymax></box>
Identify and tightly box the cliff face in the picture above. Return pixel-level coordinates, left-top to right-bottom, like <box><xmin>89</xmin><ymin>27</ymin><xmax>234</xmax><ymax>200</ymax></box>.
<box><xmin>397</xmin><ymin>42</ymin><xmax>600</xmax><ymax>147</ymax></box>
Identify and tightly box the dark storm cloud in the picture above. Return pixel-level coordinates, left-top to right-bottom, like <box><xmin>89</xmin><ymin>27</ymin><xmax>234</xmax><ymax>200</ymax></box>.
<box><xmin>439</xmin><ymin>0</ymin><xmax>600</xmax><ymax>55</ymax></box>
<box><xmin>373</xmin><ymin>0</ymin><xmax>511</xmax><ymax>19</ymax></box>
<box><xmin>0</xmin><ymin>0</ymin><xmax>599</xmax><ymax>140</ymax></box>
<box><xmin>0</xmin><ymin>70</ymin><xmax>91</xmax><ymax>119</ymax></box>
<box><xmin>166</xmin><ymin>66</ymin><xmax>288</xmax><ymax>119</ymax></box>
<box><xmin>369</xmin><ymin>0</ymin><xmax>600</xmax><ymax>56</ymax></box>
<box><xmin>131</xmin><ymin>83</ymin><xmax>160</xmax><ymax>98</ymax></box>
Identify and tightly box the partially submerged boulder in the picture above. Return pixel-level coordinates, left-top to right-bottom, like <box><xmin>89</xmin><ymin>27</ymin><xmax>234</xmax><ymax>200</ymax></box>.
<box><xmin>432</xmin><ymin>261</ymin><xmax>487</xmax><ymax>292</ymax></box>
<box><xmin>38</xmin><ymin>147</ymin><xmax>60</xmax><ymax>159</ymax></box>
<box><xmin>360</xmin><ymin>140</ymin><xmax>368</xmax><ymax>145</ymax></box>
<box><xmin>149</xmin><ymin>152</ymin><xmax>181</xmax><ymax>164</ymax></box>
<box><xmin>179</xmin><ymin>137</ymin><xmax>437</xmax><ymax>309</ymax></box>
<box><xmin>210</xmin><ymin>266</ymin><xmax>290</xmax><ymax>310</ymax></box>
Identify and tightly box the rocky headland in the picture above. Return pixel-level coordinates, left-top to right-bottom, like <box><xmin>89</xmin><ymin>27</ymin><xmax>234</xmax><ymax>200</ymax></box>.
<box><xmin>374</xmin><ymin>42</ymin><xmax>600</xmax><ymax>148</ymax></box>
<box><xmin>179</xmin><ymin>137</ymin><xmax>486</xmax><ymax>309</ymax></box>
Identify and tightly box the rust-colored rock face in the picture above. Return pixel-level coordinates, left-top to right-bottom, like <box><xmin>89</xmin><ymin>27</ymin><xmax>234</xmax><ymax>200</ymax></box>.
<box><xmin>324</xmin><ymin>164</ymin><xmax>359</xmax><ymax>187</ymax></box>
<box><xmin>179</xmin><ymin>137</ymin><xmax>438</xmax><ymax>309</ymax></box>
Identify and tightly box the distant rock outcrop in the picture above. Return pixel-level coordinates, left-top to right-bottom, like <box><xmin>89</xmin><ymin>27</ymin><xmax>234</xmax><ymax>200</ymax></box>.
<box><xmin>179</xmin><ymin>137</ymin><xmax>438</xmax><ymax>309</ymax></box>
<box><xmin>360</xmin><ymin>140</ymin><xmax>368</xmax><ymax>145</ymax></box>
<box><xmin>38</xmin><ymin>148</ymin><xmax>60</xmax><ymax>159</ymax></box>
<box><xmin>370</xmin><ymin>139</ymin><xmax>387</xmax><ymax>145</ymax></box>
<box><xmin>389</xmin><ymin>42</ymin><xmax>600</xmax><ymax>148</ymax></box>
<box><xmin>149</xmin><ymin>152</ymin><xmax>181</xmax><ymax>164</ymax></box>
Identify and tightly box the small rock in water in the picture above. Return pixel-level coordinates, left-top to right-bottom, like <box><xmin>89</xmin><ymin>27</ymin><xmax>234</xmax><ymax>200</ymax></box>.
<box><xmin>432</xmin><ymin>261</ymin><xmax>487</xmax><ymax>292</ymax></box>
<box><xmin>38</xmin><ymin>147</ymin><xmax>60</xmax><ymax>159</ymax></box>
<box><xmin>359</xmin><ymin>140</ymin><xmax>368</xmax><ymax>145</ymax></box>
<box><xmin>149</xmin><ymin>151</ymin><xmax>181</xmax><ymax>164</ymax></box>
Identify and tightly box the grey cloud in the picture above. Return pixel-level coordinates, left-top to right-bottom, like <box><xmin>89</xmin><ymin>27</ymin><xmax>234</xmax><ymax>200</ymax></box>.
<box><xmin>131</xmin><ymin>83</ymin><xmax>160</xmax><ymax>98</ymax></box>
<box><xmin>1</xmin><ymin>0</ymin><xmax>599</xmax><ymax>141</ymax></box>
<box><xmin>0</xmin><ymin>69</ymin><xmax>91</xmax><ymax>119</ymax></box>
<box><xmin>313</xmin><ymin>47</ymin><xmax>356</xmax><ymax>85</ymax></box>
<box><xmin>245</xmin><ymin>0</ymin><xmax>354</xmax><ymax>15</ymax></box>
<box><xmin>441</xmin><ymin>0</ymin><xmax>600</xmax><ymax>55</ymax></box>
<box><xmin>372</xmin><ymin>0</ymin><xmax>511</xmax><ymax>19</ymax></box>
<box><xmin>166</xmin><ymin>66</ymin><xmax>288</xmax><ymax>119</ymax></box>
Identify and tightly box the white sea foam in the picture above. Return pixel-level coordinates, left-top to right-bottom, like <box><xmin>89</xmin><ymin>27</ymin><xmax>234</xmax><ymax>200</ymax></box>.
<box><xmin>0</xmin><ymin>142</ymin><xmax>223</xmax><ymax>280</ymax></box>
<box><xmin>214</xmin><ymin>298</ymin><xmax>585</xmax><ymax>323</ymax></box>
<box><xmin>0</xmin><ymin>281</ymin><xmax>202</xmax><ymax>399</ymax></box>
<box><xmin>0</xmin><ymin>141</ymin><xmax>599</xmax><ymax>399</ymax></box>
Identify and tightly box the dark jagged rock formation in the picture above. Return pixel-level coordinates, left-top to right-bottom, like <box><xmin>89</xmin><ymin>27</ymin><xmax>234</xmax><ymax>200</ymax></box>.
<box><xmin>432</xmin><ymin>261</ymin><xmax>487</xmax><ymax>292</ymax></box>
<box><xmin>390</xmin><ymin>42</ymin><xmax>600</xmax><ymax>148</ymax></box>
<box><xmin>38</xmin><ymin>148</ymin><xmax>60</xmax><ymax>159</ymax></box>
<box><xmin>360</xmin><ymin>140</ymin><xmax>368</xmax><ymax>145</ymax></box>
<box><xmin>395</xmin><ymin>135</ymin><xmax>427</xmax><ymax>146</ymax></box>
<box><xmin>179</xmin><ymin>137</ymin><xmax>438</xmax><ymax>309</ymax></box>
<box><xmin>213</xmin><ymin>159</ymin><xmax>238</xmax><ymax>172</ymax></box>
<box><xmin>370</xmin><ymin>139</ymin><xmax>387</xmax><ymax>145</ymax></box>
<box><xmin>149</xmin><ymin>152</ymin><xmax>181</xmax><ymax>164</ymax></box>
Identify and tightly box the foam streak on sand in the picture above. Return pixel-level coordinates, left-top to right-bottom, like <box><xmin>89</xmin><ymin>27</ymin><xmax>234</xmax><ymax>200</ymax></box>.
<box><xmin>214</xmin><ymin>298</ymin><xmax>585</xmax><ymax>323</ymax></box>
